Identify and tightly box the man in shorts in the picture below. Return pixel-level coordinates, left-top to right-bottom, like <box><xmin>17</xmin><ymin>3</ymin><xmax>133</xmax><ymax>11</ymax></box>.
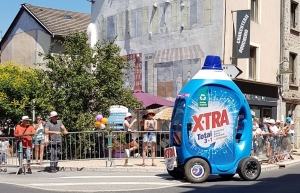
<box><xmin>14</xmin><ymin>116</ymin><xmax>36</xmax><ymax>174</ymax></box>
<box><xmin>45</xmin><ymin>111</ymin><xmax>68</xmax><ymax>173</ymax></box>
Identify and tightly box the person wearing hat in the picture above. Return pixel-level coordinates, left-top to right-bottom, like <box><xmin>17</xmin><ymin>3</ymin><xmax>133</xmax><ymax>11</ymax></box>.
<box><xmin>45</xmin><ymin>111</ymin><xmax>68</xmax><ymax>173</ymax></box>
<box><xmin>284</xmin><ymin>116</ymin><xmax>298</xmax><ymax>160</ymax></box>
<box><xmin>33</xmin><ymin>116</ymin><xmax>46</xmax><ymax>165</ymax></box>
<box><xmin>14</xmin><ymin>116</ymin><xmax>36</xmax><ymax>174</ymax></box>
<box><xmin>123</xmin><ymin>112</ymin><xmax>138</xmax><ymax>166</ymax></box>
<box><xmin>142</xmin><ymin>109</ymin><xmax>158</xmax><ymax>167</ymax></box>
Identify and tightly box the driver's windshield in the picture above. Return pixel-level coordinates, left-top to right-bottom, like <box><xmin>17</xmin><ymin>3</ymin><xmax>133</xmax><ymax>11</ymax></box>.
<box><xmin>171</xmin><ymin>99</ymin><xmax>185</xmax><ymax>130</ymax></box>
<box><xmin>171</xmin><ymin>99</ymin><xmax>185</xmax><ymax>146</ymax></box>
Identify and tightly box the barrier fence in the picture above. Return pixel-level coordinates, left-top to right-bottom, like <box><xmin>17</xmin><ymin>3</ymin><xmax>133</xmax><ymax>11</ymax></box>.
<box><xmin>0</xmin><ymin>130</ymin><xmax>296</xmax><ymax>173</ymax></box>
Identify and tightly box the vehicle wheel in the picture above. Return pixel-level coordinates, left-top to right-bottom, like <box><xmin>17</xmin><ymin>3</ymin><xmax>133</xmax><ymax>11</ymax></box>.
<box><xmin>238</xmin><ymin>157</ymin><xmax>261</xmax><ymax>181</ymax></box>
<box><xmin>184</xmin><ymin>158</ymin><xmax>210</xmax><ymax>183</ymax></box>
<box><xmin>167</xmin><ymin>167</ymin><xmax>185</xmax><ymax>179</ymax></box>
<box><xmin>218</xmin><ymin>174</ymin><xmax>235</xmax><ymax>180</ymax></box>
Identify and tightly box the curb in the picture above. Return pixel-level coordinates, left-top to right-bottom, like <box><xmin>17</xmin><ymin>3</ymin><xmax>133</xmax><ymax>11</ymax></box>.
<box><xmin>30</xmin><ymin>165</ymin><xmax>168</xmax><ymax>173</ymax></box>
<box><xmin>30</xmin><ymin>159</ymin><xmax>300</xmax><ymax>173</ymax></box>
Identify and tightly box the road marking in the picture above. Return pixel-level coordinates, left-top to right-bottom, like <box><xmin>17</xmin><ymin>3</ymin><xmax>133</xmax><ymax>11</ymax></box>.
<box><xmin>58</xmin><ymin>175</ymin><xmax>167</xmax><ymax>179</ymax></box>
<box><xmin>29</xmin><ymin>182</ymin><xmax>176</xmax><ymax>186</ymax></box>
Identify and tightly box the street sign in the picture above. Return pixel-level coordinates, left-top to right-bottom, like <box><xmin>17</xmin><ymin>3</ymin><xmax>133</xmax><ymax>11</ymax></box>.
<box><xmin>223</xmin><ymin>64</ymin><xmax>243</xmax><ymax>78</ymax></box>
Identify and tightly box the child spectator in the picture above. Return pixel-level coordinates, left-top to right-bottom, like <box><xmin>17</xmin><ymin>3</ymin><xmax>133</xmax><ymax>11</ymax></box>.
<box><xmin>0</xmin><ymin>138</ymin><xmax>9</xmax><ymax>172</ymax></box>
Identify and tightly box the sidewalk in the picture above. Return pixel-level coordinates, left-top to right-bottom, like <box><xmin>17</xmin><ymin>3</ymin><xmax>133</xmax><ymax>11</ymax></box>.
<box><xmin>29</xmin><ymin>151</ymin><xmax>300</xmax><ymax>173</ymax></box>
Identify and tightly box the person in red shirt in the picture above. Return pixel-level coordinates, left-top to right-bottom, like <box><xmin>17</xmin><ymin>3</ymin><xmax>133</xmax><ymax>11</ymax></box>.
<box><xmin>14</xmin><ymin>116</ymin><xmax>35</xmax><ymax>174</ymax></box>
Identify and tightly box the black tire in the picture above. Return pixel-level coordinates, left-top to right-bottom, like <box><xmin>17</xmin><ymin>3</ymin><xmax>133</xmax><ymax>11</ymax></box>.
<box><xmin>167</xmin><ymin>167</ymin><xmax>185</xmax><ymax>179</ymax></box>
<box><xmin>218</xmin><ymin>174</ymin><xmax>235</xmax><ymax>180</ymax></box>
<box><xmin>237</xmin><ymin>157</ymin><xmax>261</xmax><ymax>181</ymax></box>
<box><xmin>184</xmin><ymin>158</ymin><xmax>210</xmax><ymax>183</ymax></box>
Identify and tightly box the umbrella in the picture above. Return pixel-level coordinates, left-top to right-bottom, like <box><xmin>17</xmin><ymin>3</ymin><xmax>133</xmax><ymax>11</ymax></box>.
<box><xmin>133</xmin><ymin>90</ymin><xmax>174</xmax><ymax>109</ymax></box>
<box><xmin>154</xmin><ymin>107</ymin><xmax>173</xmax><ymax>120</ymax></box>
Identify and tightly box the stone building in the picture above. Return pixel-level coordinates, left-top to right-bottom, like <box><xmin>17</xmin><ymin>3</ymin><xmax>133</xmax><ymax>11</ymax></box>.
<box><xmin>281</xmin><ymin>0</ymin><xmax>300</xmax><ymax>148</ymax></box>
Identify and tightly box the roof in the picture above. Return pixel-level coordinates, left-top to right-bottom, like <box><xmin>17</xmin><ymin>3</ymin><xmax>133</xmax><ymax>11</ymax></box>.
<box><xmin>0</xmin><ymin>3</ymin><xmax>90</xmax><ymax>48</ymax></box>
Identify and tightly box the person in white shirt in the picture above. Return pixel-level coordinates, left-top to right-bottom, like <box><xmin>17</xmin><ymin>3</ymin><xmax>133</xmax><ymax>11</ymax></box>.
<box><xmin>123</xmin><ymin>113</ymin><xmax>139</xmax><ymax>166</ymax></box>
<box><xmin>0</xmin><ymin>138</ymin><xmax>9</xmax><ymax>172</ymax></box>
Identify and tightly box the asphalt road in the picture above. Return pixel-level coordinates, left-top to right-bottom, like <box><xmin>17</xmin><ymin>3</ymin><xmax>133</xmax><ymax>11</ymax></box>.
<box><xmin>0</xmin><ymin>163</ymin><xmax>300</xmax><ymax>193</ymax></box>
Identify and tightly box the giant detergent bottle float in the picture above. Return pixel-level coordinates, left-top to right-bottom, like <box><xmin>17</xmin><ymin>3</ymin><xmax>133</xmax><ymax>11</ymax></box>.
<box><xmin>164</xmin><ymin>55</ymin><xmax>261</xmax><ymax>183</ymax></box>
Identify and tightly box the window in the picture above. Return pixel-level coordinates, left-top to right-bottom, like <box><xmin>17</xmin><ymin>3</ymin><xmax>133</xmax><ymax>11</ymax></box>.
<box><xmin>107</xmin><ymin>15</ymin><xmax>117</xmax><ymax>42</ymax></box>
<box><xmin>204</xmin><ymin>0</ymin><xmax>212</xmax><ymax>25</ymax></box>
<box><xmin>251</xmin><ymin>0</ymin><xmax>258</xmax><ymax>22</ymax></box>
<box><xmin>289</xmin><ymin>53</ymin><xmax>297</xmax><ymax>84</ymax></box>
<box><xmin>142</xmin><ymin>7</ymin><xmax>149</xmax><ymax>36</ymax></box>
<box><xmin>152</xmin><ymin>7</ymin><xmax>159</xmax><ymax>34</ymax></box>
<box><xmin>190</xmin><ymin>0</ymin><xmax>198</xmax><ymax>28</ymax></box>
<box><xmin>291</xmin><ymin>2</ymin><xmax>298</xmax><ymax>28</ymax></box>
<box><xmin>172</xmin><ymin>0</ymin><xmax>178</xmax><ymax>31</ymax></box>
<box><xmin>249</xmin><ymin>47</ymin><xmax>257</xmax><ymax>80</ymax></box>
<box><xmin>117</xmin><ymin>13</ymin><xmax>124</xmax><ymax>40</ymax></box>
<box><xmin>64</xmin><ymin>15</ymin><xmax>73</xmax><ymax>19</ymax></box>
<box><xmin>131</xmin><ymin>9</ymin><xmax>142</xmax><ymax>38</ymax></box>
<box><xmin>181</xmin><ymin>0</ymin><xmax>189</xmax><ymax>28</ymax></box>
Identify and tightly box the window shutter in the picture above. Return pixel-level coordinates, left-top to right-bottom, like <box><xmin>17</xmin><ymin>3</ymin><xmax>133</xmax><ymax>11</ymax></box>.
<box><xmin>102</xmin><ymin>17</ymin><xmax>107</xmax><ymax>41</ymax></box>
<box><xmin>172</xmin><ymin>0</ymin><xmax>178</xmax><ymax>32</ymax></box>
<box><xmin>181</xmin><ymin>0</ymin><xmax>189</xmax><ymax>29</ymax></box>
<box><xmin>152</xmin><ymin>8</ymin><xmax>159</xmax><ymax>34</ymax></box>
<box><xmin>137</xmin><ymin>9</ymin><xmax>143</xmax><ymax>37</ymax></box>
<box><xmin>190</xmin><ymin>0</ymin><xmax>197</xmax><ymax>28</ymax></box>
<box><xmin>125</xmin><ymin>10</ymin><xmax>130</xmax><ymax>39</ymax></box>
<box><xmin>197</xmin><ymin>0</ymin><xmax>204</xmax><ymax>27</ymax></box>
<box><xmin>142</xmin><ymin>7</ymin><xmax>149</xmax><ymax>36</ymax></box>
<box><xmin>117</xmin><ymin>12</ymin><xmax>124</xmax><ymax>40</ymax></box>
<box><xmin>131</xmin><ymin>11</ymin><xmax>137</xmax><ymax>38</ymax></box>
<box><xmin>204</xmin><ymin>0</ymin><xmax>212</xmax><ymax>26</ymax></box>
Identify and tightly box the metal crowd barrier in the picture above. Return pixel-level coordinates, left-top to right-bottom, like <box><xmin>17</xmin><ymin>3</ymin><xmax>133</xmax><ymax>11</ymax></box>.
<box><xmin>59</xmin><ymin>130</ymin><xmax>170</xmax><ymax>160</ymax></box>
<box><xmin>252</xmin><ymin>133</ymin><xmax>294</xmax><ymax>163</ymax></box>
<box><xmin>0</xmin><ymin>130</ymin><xmax>170</xmax><ymax>168</ymax></box>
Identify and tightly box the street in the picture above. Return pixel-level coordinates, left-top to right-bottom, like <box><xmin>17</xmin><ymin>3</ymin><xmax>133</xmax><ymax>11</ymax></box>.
<box><xmin>0</xmin><ymin>163</ymin><xmax>299</xmax><ymax>193</ymax></box>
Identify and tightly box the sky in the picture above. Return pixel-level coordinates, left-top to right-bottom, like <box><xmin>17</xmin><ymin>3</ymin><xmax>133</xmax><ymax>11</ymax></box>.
<box><xmin>0</xmin><ymin>0</ymin><xmax>91</xmax><ymax>38</ymax></box>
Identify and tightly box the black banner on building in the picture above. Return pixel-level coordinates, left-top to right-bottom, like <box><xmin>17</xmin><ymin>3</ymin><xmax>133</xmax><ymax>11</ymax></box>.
<box><xmin>235</xmin><ymin>10</ymin><xmax>250</xmax><ymax>58</ymax></box>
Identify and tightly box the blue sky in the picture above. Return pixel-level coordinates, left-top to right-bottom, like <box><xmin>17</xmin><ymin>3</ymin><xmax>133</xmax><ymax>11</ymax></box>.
<box><xmin>0</xmin><ymin>0</ymin><xmax>91</xmax><ymax>38</ymax></box>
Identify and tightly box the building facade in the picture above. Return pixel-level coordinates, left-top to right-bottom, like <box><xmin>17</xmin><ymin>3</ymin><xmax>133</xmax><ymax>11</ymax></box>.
<box><xmin>223</xmin><ymin>0</ymin><xmax>281</xmax><ymax>122</ymax></box>
<box><xmin>282</xmin><ymin>0</ymin><xmax>300</xmax><ymax>148</ymax></box>
<box><xmin>89</xmin><ymin>0</ymin><xmax>225</xmax><ymax>101</ymax></box>
<box><xmin>89</xmin><ymin>0</ymin><xmax>282</xmax><ymax>120</ymax></box>
<box><xmin>0</xmin><ymin>4</ymin><xmax>90</xmax><ymax>67</ymax></box>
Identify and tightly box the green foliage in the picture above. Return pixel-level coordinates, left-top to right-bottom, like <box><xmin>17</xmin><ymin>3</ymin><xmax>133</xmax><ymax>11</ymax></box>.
<box><xmin>42</xmin><ymin>32</ymin><xmax>142</xmax><ymax>132</ymax></box>
<box><xmin>0</xmin><ymin>61</ymin><xmax>50</xmax><ymax>122</ymax></box>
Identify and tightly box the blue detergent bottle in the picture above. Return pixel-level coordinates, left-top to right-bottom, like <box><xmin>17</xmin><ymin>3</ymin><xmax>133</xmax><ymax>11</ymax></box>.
<box><xmin>166</xmin><ymin>55</ymin><xmax>261</xmax><ymax>183</ymax></box>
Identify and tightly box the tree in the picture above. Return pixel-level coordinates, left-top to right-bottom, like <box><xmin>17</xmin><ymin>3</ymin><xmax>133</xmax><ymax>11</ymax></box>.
<box><xmin>42</xmin><ymin>32</ymin><xmax>141</xmax><ymax>132</ymax></box>
<box><xmin>0</xmin><ymin>61</ymin><xmax>50</xmax><ymax>123</ymax></box>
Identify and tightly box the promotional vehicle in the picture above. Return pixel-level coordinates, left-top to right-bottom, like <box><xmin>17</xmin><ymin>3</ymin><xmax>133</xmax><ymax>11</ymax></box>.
<box><xmin>164</xmin><ymin>55</ymin><xmax>261</xmax><ymax>183</ymax></box>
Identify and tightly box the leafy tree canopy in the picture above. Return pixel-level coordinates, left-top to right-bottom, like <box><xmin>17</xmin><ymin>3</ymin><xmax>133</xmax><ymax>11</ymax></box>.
<box><xmin>0</xmin><ymin>61</ymin><xmax>49</xmax><ymax>123</ymax></box>
<box><xmin>43</xmin><ymin>32</ymin><xmax>142</xmax><ymax>131</ymax></box>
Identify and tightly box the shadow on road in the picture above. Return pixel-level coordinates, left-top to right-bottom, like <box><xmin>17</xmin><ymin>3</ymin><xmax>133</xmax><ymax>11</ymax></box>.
<box><xmin>156</xmin><ymin>173</ymin><xmax>299</xmax><ymax>193</ymax></box>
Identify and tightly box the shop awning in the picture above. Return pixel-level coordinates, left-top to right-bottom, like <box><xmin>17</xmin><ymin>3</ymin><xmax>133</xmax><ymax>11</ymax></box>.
<box><xmin>153</xmin><ymin>45</ymin><xmax>204</xmax><ymax>64</ymax></box>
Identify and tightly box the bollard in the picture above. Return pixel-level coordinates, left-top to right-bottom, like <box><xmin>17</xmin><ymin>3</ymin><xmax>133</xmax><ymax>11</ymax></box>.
<box><xmin>16</xmin><ymin>141</ymin><xmax>24</xmax><ymax>175</ymax></box>
<box><xmin>105</xmin><ymin>134</ymin><xmax>115</xmax><ymax>167</ymax></box>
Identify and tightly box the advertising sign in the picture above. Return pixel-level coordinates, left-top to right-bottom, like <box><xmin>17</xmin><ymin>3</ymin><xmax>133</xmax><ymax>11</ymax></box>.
<box><xmin>236</xmin><ymin>10</ymin><xmax>251</xmax><ymax>58</ymax></box>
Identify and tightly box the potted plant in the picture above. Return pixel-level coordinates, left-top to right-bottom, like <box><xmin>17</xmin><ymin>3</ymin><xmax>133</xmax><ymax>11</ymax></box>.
<box><xmin>104</xmin><ymin>127</ymin><xmax>126</xmax><ymax>158</ymax></box>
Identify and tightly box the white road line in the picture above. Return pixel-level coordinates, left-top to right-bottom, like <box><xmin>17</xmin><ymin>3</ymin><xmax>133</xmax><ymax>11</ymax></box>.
<box><xmin>29</xmin><ymin>182</ymin><xmax>175</xmax><ymax>186</ymax></box>
<box><xmin>58</xmin><ymin>175</ymin><xmax>167</xmax><ymax>179</ymax></box>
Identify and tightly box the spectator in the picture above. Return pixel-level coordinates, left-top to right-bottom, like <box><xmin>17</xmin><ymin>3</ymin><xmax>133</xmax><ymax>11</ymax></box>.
<box><xmin>123</xmin><ymin>113</ymin><xmax>139</xmax><ymax>166</ymax></box>
<box><xmin>45</xmin><ymin>111</ymin><xmax>68</xmax><ymax>173</ymax></box>
<box><xmin>14</xmin><ymin>116</ymin><xmax>36</xmax><ymax>174</ymax></box>
<box><xmin>142</xmin><ymin>110</ymin><xmax>157</xmax><ymax>167</ymax></box>
<box><xmin>0</xmin><ymin>138</ymin><xmax>9</xmax><ymax>172</ymax></box>
<box><xmin>33</xmin><ymin>116</ymin><xmax>45</xmax><ymax>165</ymax></box>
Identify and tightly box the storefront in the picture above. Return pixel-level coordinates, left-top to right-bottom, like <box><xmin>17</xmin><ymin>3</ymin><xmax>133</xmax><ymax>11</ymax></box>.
<box><xmin>234</xmin><ymin>79</ymin><xmax>279</xmax><ymax>121</ymax></box>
